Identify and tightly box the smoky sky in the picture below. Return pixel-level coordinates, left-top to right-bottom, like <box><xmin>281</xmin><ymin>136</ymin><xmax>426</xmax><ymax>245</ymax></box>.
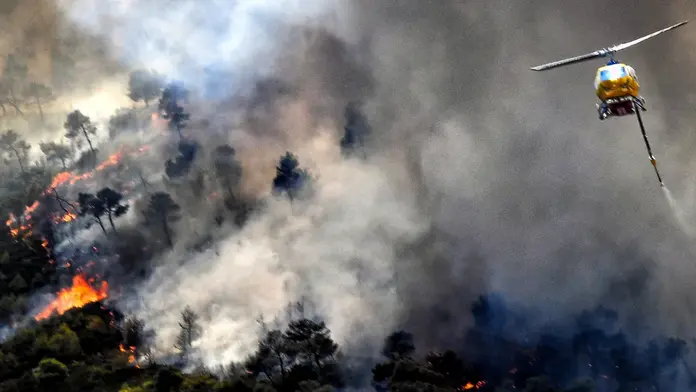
<box><xmin>335</xmin><ymin>0</ymin><xmax>696</xmax><ymax>349</ymax></box>
<box><xmin>8</xmin><ymin>0</ymin><xmax>696</xmax><ymax>367</ymax></box>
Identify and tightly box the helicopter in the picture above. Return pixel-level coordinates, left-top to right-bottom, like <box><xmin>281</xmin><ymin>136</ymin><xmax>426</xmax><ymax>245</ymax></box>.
<box><xmin>530</xmin><ymin>20</ymin><xmax>689</xmax><ymax>187</ymax></box>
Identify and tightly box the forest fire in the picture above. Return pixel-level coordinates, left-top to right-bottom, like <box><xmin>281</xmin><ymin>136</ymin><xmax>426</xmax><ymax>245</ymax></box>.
<box><xmin>4</xmin><ymin>144</ymin><xmax>152</xmax><ymax>240</ymax></box>
<box><xmin>34</xmin><ymin>274</ymin><xmax>109</xmax><ymax>321</ymax></box>
<box><xmin>5</xmin><ymin>213</ymin><xmax>32</xmax><ymax>239</ymax></box>
<box><xmin>44</xmin><ymin>149</ymin><xmax>128</xmax><ymax>191</ymax></box>
<box><xmin>24</xmin><ymin>201</ymin><xmax>39</xmax><ymax>218</ymax></box>
<box><xmin>52</xmin><ymin>212</ymin><xmax>78</xmax><ymax>224</ymax></box>
<box><xmin>119</xmin><ymin>344</ymin><xmax>139</xmax><ymax>367</ymax></box>
<box><xmin>461</xmin><ymin>381</ymin><xmax>486</xmax><ymax>390</ymax></box>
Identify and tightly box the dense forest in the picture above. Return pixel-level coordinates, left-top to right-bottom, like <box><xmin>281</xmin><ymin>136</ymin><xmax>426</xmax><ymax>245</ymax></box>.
<box><xmin>0</xmin><ymin>8</ymin><xmax>695</xmax><ymax>391</ymax></box>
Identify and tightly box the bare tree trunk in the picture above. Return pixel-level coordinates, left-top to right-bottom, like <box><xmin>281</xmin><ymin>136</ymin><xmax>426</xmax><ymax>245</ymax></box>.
<box><xmin>95</xmin><ymin>216</ymin><xmax>107</xmax><ymax>236</ymax></box>
<box><xmin>107</xmin><ymin>210</ymin><xmax>117</xmax><ymax>234</ymax></box>
<box><xmin>35</xmin><ymin>95</ymin><xmax>44</xmax><ymax>122</ymax></box>
<box><xmin>81</xmin><ymin>125</ymin><xmax>97</xmax><ymax>167</ymax></box>
<box><xmin>10</xmin><ymin>147</ymin><xmax>25</xmax><ymax>174</ymax></box>
<box><xmin>8</xmin><ymin>91</ymin><xmax>23</xmax><ymax>116</ymax></box>
<box><xmin>162</xmin><ymin>218</ymin><xmax>173</xmax><ymax>248</ymax></box>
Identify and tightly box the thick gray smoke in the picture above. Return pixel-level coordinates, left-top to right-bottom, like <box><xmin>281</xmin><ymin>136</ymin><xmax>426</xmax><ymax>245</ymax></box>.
<box><xmin>39</xmin><ymin>0</ymin><xmax>696</xmax><ymax>369</ymax></box>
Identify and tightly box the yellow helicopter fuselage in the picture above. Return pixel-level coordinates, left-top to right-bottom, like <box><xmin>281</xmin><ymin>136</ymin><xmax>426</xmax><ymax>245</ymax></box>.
<box><xmin>594</xmin><ymin>62</ymin><xmax>640</xmax><ymax>101</ymax></box>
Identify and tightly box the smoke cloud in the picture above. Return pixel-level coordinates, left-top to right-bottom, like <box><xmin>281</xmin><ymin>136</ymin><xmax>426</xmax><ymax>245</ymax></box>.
<box><xmin>8</xmin><ymin>0</ymin><xmax>696</xmax><ymax>372</ymax></box>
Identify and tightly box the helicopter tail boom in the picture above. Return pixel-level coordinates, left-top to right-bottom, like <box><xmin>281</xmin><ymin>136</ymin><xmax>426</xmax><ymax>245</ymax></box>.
<box><xmin>530</xmin><ymin>20</ymin><xmax>688</xmax><ymax>71</ymax></box>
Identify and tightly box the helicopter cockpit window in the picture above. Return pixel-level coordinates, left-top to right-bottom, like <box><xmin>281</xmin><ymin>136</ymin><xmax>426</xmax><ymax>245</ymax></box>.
<box><xmin>599</xmin><ymin>66</ymin><xmax>627</xmax><ymax>82</ymax></box>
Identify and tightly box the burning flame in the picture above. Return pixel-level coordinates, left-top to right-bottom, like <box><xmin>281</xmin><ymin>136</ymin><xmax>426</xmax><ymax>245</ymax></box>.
<box><xmin>5</xmin><ymin>214</ymin><xmax>32</xmax><ymax>240</ymax></box>
<box><xmin>5</xmin><ymin>149</ymin><xmax>133</xmax><ymax>235</ymax></box>
<box><xmin>461</xmin><ymin>381</ymin><xmax>487</xmax><ymax>390</ymax></box>
<box><xmin>119</xmin><ymin>343</ymin><xmax>139</xmax><ymax>367</ymax></box>
<box><xmin>34</xmin><ymin>274</ymin><xmax>108</xmax><ymax>321</ymax></box>
<box><xmin>45</xmin><ymin>150</ymin><xmax>127</xmax><ymax>192</ymax></box>
<box><xmin>24</xmin><ymin>201</ymin><xmax>40</xmax><ymax>218</ymax></box>
<box><xmin>54</xmin><ymin>212</ymin><xmax>78</xmax><ymax>224</ymax></box>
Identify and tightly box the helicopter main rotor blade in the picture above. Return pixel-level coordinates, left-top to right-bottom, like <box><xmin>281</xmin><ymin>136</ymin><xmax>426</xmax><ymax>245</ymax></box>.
<box><xmin>609</xmin><ymin>20</ymin><xmax>688</xmax><ymax>53</ymax></box>
<box><xmin>530</xmin><ymin>50</ymin><xmax>605</xmax><ymax>71</ymax></box>
<box><xmin>530</xmin><ymin>20</ymin><xmax>688</xmax><ymax>72</ymax></box>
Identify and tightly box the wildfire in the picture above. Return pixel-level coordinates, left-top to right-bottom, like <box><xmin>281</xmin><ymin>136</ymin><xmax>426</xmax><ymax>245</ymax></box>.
<box><xmin>96</xmin><ymin>151</ymin><xmax>125</xmax><ymax>171</ymax></box>
<box><xmin>24</xmin><ymin>201</ymin><xmax>40</xmax><ymax>218</ymax></box>
<box><xmin>44</xmin><ymin>150</ymin><xmax>127</xmax><ymax>193</ymax></box>
<box><xmin>6</xmin><ymin>144</ymin><xmax>151</xmax><ymax>238</ymax></box>
<box><xmin>49</xmin><ymin>171</ymin><xmax>73</xmax><ymax>189</ymax></box>
<box><xmin>54</xmin><ymin>212</ymin><xmax>78</xmax><ymax>224</ymax></box>
<box><xmin>119</xmin><ymin>344</ymin><xmax>139</xmax><ymax>367</ymax></box>
<box><xmin>5</xmin><ymin>213</ymin><xmax>15</xmax><ymax>237</ymax></box>
<box><xmin>34</xmin><ymin>274</ymin><xmax>109</xmax><ymax>321</ymax></box>
<box><xmin>461</xmin><ymin>381</ymin><xmax>487</xmax><ymax>390</ymax></box>
<box><xmin>5</xmin><ymin>214</ymin><xmax>32</xmax><ymax>239</ymax></box>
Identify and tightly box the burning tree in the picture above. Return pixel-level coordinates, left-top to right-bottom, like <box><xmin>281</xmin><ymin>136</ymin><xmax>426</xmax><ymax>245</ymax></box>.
<box><xmin>127</xmin><ymin>69</ymin><xmax>164</xmax><ymax>107</ymax></box>
<box><xmin>213</xmin><ymin>144</ymin><xmax>243</xmax><ymax>201</ymax></box>
<box><xmin>64</xmin><ymin>110</ymin><xmax>98</xmax><ymax>167</ymax></box>
<box><xmin>142</xmin><ymin>191</ymin><xmax>181</xmax><ymax>248</ymax></box>
<box><xmin>120</xmin><ymin>316</ymin><xmax>153</xmax><ymax>366</ymax></box>
<box><xmin>272</xmin><ymin>152</ymin><xmax>314</xmax><ymax>202</ymax></box>
<box><xmin>39</xmin><ymin>141</ymin><xmax>71</xmax><ymax>169</ymax></box>
<box><xmin>158</xmin><ymin>81</ymin><xmax>190</xmax><ymax>140</ymax></box>
<box><xmin>0</xmin><ymin>130</ymin><xmax>31</xmax><ymax>175</ymax></box>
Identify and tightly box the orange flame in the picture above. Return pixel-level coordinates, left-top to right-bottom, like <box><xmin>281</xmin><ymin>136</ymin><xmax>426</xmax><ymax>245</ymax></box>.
<box><xmin>461</xmin><ymin>381</ymin><xmax>486</xmax><ymax>390</ymax></box>
<box><xmin>6</xmin><ymin>215</ymin><xmax>31</xmax><ymax>239</ymax></box>
<box><xmin>5</xmin><ymin>213</ymin><xmax>15</xmax><ymax>236</ymax></box>
<box><xmin>54</xmin><ymin>213</ymin><xmax>78</xmax><ymax>224</ymax></box>
<box><xmin>34</xmin><ymin>274</ymin><xmax>108</xmax><ymax>321</ymax></box>
<box><xmin>44</xmin><ymin>151</ymin><xmax>126</xmax><ymax>193</ymax></box>
<box><xmin>119</xmin><ymin>343</ymin><xmax>138</xmax><ymax>366</ymax></box>
<box><xmin>49</xmin><ymin>171</ymin><xmax>73</xmax><ymax>189</ymax></box>
<box><xmin>24</xmin><ymin>201</ymin><xmax>40</xmax><ymax>218</ymax></box>
<box><xmin>6</xmin><ymin>143</ymin><xmax>152</xmax><ymax>242</ymax></box>
<box><xmin>96</xmin><ymin>152</ymin><xmax>125</xmax><ymax>171</ymax></box>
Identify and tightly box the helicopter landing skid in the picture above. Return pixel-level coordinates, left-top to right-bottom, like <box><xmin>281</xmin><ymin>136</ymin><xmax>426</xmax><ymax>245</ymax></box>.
<box><xmin>597</xmin><ymin>96</ymin><xmax>647</xmax><ymax>120</ymax></box>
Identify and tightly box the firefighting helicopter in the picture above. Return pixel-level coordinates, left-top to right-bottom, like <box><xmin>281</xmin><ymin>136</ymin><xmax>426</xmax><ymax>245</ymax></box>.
<box><xmin>530</xmin><ymin>20</ymin><xmax>689</xmax><ymax>187</ymax></box>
